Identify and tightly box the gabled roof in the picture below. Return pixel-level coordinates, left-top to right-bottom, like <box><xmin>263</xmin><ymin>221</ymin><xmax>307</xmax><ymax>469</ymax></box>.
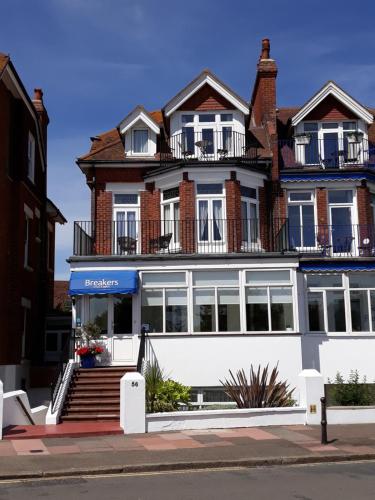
<box><xmin>291</xmin><ymin>81</ymin><xmax>374</xmax><ymax>126</ymax></box>
<box><xmin>0</xmin><ymin>52</ymin><xmax>9</xmax><ymax>75</ymax></box>
<box><xmin>118</xmin><ymin>105</ymin><xmax>160</xmax><ymax>135</ymax></box>
<box><xmin>163</xmin><ymin>69</ymin><xmax>249</xmax><ymax>117</ymax></box>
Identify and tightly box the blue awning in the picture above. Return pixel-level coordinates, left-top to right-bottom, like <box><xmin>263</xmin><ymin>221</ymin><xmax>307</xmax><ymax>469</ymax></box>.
<box><xmin>300</xmin><ymin>262</ymin><xmax>375</xmax><ymax>272</ymax></box>
<box><xmin>280</xmin><ymin>172</ymin><xmax>375</xmax><ymax>183</ymax></box>
<box><xmin>69</xmin><ymin>270</ymin><xmax>138</xmax><ymax>295</ymax></box>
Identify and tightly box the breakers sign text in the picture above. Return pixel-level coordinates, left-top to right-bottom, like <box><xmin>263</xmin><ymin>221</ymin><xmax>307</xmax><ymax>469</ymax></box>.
<box><xmin>85</xmin><ymin>279</ymin><xmax>119</xmax><ymax>288</ymax></box>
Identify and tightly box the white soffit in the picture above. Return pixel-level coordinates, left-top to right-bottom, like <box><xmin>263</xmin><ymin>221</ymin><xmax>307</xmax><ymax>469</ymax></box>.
<box><xmin>164</xmin><ymin>72</ymin><xmax>249</xmax><ymax>117</ymax></box>
<box><xmin>291</xmin><ymin>81</ymin><xmax>374</xmax><ymax>126</ymax></box>
<box><xmin>119</xmin><ymin>108</ymin><xmax>160</xmax><ymax>135</ymax></box>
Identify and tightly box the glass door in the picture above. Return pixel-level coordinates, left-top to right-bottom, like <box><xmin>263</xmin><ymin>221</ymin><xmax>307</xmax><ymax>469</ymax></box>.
<box><xmin>330</xmin><ymin>207</ymin><xmax>353</xmax><ymax>254</ymax></box>
<box><xmin>114</xmin><ymin>208</ymin><xmax>139</xmax><ymax>254</ymax></box>
<box><xmin>111</xmin><ymin>295</ymin><xmax>135</xmax><ymax>364</ymax></box>
<box><xmin>198</xmin><ymin>199</ymin><xmax>224</xmax><ymax>252</ymax></box>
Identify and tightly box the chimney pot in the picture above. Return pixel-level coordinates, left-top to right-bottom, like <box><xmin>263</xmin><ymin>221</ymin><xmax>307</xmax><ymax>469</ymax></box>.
<box><xmin>261</xmin><ymin>38</ymin><xmax>270</xmax><ymax>60</ymax></box>
<box><xmin>34</xmin><ymin>88</ymin><xmax>43</xmax><ymax>101</ymax></box>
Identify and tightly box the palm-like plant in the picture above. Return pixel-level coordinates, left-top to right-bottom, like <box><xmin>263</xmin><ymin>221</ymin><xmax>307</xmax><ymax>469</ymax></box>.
<box><xmin>144</xmin><ymin>361</ymin><xmax>164</xmax><ymax>413</ymax></box>
<box><xmin>220</xmin><ymin>364</ymin><xmax>295</xmax><ymax>408</ymax></box>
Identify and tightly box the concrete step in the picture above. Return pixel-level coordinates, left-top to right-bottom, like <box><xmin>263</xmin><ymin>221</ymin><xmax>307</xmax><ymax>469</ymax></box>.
<box><xmin>67</xmin><ymin>399</ymin><xmax>120</xmax><ymax>406</ymax></box>
<box><xmin>60</xmin><ymin>414</ymin><xmax>119</xmax><ymax>422</ymax></box>
<box><xmin>69</xmin><ymin>391</ymin><xmax>120</xmax><ymax>398</ymax></box>
<box><xmin>65</xmin><ymin>406</ymin><xmax>120</xmax><ymax>413</ymax></box>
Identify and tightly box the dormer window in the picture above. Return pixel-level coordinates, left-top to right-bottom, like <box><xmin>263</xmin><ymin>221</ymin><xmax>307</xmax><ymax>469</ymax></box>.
<box><xmin>133</xmin><ymin>129</ymin><xmax>149</xmax><ymax>154</ymax></box>
<box><xmin>299</xmin><ymin>120</ymin><xmax>364</xmax><ymax>168</ymax></box>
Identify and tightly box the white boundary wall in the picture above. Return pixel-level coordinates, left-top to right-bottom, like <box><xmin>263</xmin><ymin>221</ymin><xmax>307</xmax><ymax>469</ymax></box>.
<box><xmin>327</xmin><ymin>406</ymin><xmax>375</xmax><ymax>425</ymax></box>
<box><xmin>1</xmin><ymin>390</ymin><xmax>47</xmax><ymax>433</ymax></box>
<box><xmin>146</xmin><ymin>406</ymin><xmax>306</xmax><ymax>432</ymax></box>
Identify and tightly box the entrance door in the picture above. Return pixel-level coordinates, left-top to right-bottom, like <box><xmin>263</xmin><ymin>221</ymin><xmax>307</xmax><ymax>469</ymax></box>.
<box><xmin>114</xmin><ymin>208</ymin><xmax>139</xmax><ymax>255</ymax></box>
<box><xmin>111</xmin><ymin>295</ymin><xmax>136</xmax><ymax>364</ymax></box>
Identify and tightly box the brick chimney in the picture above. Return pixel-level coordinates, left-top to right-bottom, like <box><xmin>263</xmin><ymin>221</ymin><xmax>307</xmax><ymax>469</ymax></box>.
<box><xmin>32</xmin><ymin>88</ymin><xmax>49</xmax><ymax>154</ymax></box>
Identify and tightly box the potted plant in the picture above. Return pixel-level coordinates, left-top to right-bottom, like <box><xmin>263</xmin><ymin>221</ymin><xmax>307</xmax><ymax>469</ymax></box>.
<box><xmin>294</xmin><ymin>133</ymin><xmax>311</xmax><ymax>145</ymax></box>
<box><xmin>75</xmin><ymin>322</ymin><xmax>104</xmax><ymax>368</ymax></box>
<box><xmin>347</xmin><ymin>131</ymin><xmax>364</xmax><ymax>144</ymax></box>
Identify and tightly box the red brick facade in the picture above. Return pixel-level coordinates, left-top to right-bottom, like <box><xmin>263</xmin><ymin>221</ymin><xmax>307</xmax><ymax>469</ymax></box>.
<box><xmin>225</xmin><ymin>177</ymin><xmax>242</xmax><ymax>252</ymax></box>
<box><xmin>140</xmin><ymin>183</ymin><xmax>161</xmax><ymax>253</ymax></box>
<box><xmin>179</xmin><ymin>177</ymin><xmax>196</xmax><ymax>254</ymax></box>
<box><xmin>304</xmin><ymin>95</ymin><xmax>357</xmax><ymax>121</ymax></box>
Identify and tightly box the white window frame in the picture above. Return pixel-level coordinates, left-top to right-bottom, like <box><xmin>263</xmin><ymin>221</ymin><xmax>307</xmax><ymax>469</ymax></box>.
<box><xmin>132</xmin><ymin>128</ymin><xmax>149</xmax><ymax>155</ymax></box>
<box><xmin>27</xmin><ymin>132</ymin><xmax>35</xmax><ymax>183</ymax></box>
<box><xmin>245</xmin><ymin>270</ymin><xmax>295</xmax><ymax>333</ymax></box>
<box><xmin>327</xmin><ymin>188</ymin><xmax>357</xmax><ymax>256</ymax></box>
<box><xmin>241</xmin><ymin>189</ymin><xmax>260</xmax><ymax>250</ymax></box>
<box><xmin>141</xmin><ymin>271</ymin><xmax>188</xmax><ymax>334</ymax></box>
<box><xmin>113</xmin><ymin>193</ymin><xmax>140</xmax><ymax>254</ymax></box>
<box><xmin>161</xmin><ymin>188</ymin><xmax>180</xmax><ymax>251</ymax></box>
<box><xmin>196</xmin><ymin>183</ymin><xmax>226</xmax><ymax>252</ymax></box>
<box><xmin>287</xmin><ymin>190</ymin><xmax>317</xmax><ymax>250</ymax></box>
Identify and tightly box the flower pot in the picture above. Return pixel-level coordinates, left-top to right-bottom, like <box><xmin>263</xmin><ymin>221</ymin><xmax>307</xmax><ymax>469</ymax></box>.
<box><xmin>294</xmin><ymin>135</ymin><xmax>311</xmax><ymax>145</ymax></box>
<box><xmin>80</xmin><ymin>355</ymin><xmax>96</xmax><ymax>368</ymax></box>
<box><xmin>347</xmin><ymin>133</ymin><xmax>363</xmax><ymax>144</ymax></box>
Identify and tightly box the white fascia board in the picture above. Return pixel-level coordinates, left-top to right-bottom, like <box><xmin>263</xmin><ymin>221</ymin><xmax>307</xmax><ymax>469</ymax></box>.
<box><xmin>120</xmin><ymin>111</ymin><xmax>160</xmax><ymax>135</ymax></box>
<box><xmin>292</xmin><ymin>82</ymin><xmax>374</xmax><ymax>126</ymax></box>
<box><xmin>164</xmin><ymin>74</ymin><xmax>249</xmax><ymax>117</ymax></box>
<box><xmin>106</xmin><ymin>182</ymin><xmax>145</xmax><ymax>192</ymax></box>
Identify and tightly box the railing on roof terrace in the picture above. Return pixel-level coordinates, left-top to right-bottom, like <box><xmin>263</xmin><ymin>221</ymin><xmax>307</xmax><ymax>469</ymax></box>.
<box><xmin>160</xmin><ymin>130</ymin><xmax>258</xmax><ymax>164</ymax></box>
<box><xmin>279</xmin><ymin>137</ymin><xmax>375</xmax><ymax>169</ymax></box>
<box><xmin>73</xmin><ymin>219</ymin><xmax>288</xmax><ymax>257</ymax></box>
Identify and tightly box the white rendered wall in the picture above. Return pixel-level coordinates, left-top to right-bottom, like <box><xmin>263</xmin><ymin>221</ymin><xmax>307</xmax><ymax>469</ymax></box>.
<box><xmin>301</xmin><ymin>335</ymin><xmax>375</xmax><ymax>381</ymax></box>
<box><xmin>147</xmin><ymin>335</ymin><xmax>303</xmax><ymax>400</ymax></box>
<box><xmin>0</xmin><ymin>364</ymin><xmax>29</xmax><ymax>392</ymax></box>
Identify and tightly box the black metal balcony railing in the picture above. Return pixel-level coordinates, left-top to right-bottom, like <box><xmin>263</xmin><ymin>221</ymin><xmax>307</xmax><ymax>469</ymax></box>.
<box><xmin>283</xmin><ymin>223</ymin><xmax>375</xmax><ymax>257</ymax></box>
<box><xmin>279</xmin><ymin>138</ymin><xmax>375</xmax><ymax>169</ymax></box>
<box><xmin>73</xmin><ymin>219</ymin><xmax>287</xmax><ymax>257</ymax></box>
<box><xmin>73</xmin><ymin>221</ymin><xmax>375</xmax><ymax>258</ymax></box>
<box><xmin>160</xmin><ymin>131</ymin><xmax>258</xmax><ymax>164</ymax></box>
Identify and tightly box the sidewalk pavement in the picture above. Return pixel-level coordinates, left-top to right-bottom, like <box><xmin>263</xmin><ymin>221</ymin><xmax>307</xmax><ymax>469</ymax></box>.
<box><xmin>1</xmin><ymin>424</ymin><xmax>375</xmax><ymax>480</ymax></box>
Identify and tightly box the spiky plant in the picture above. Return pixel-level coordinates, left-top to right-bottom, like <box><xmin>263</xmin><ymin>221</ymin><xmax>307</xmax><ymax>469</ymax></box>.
<box><xmin>220</xmin><ymin>364</ymin><xmax>295</xmax><ymax>408</ymax></box>
<box><xmin>144</xmin><ymin>361</ymin><xmax>164</xmax><ymax>413</ymax></box>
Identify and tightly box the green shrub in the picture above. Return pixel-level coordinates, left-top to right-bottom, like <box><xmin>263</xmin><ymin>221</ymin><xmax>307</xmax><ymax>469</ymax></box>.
<box><xmin>144</xmin><ymin>361</ymin><xmax>191</xmax><ymax>413</ymax></box>
<box><xmin>328</xmin><ymin>370</ymin><xmax>371</xmax><ymax>406</ymax></box>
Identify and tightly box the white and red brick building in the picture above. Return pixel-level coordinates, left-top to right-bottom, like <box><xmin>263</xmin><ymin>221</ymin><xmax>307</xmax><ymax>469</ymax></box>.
<box><xmin>69</xmin><ymin>39</ymin><xmax>375</xmax><ymax>400</ymax></box>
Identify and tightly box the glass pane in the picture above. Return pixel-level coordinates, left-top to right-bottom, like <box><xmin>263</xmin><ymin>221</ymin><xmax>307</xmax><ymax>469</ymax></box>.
<box><xmin>197</xmin><ymin>183</ymin><xmax>223</xmax><ymax>195</ymax></box>
<box><xmin>350</xmin><ymin>290</ymin><xmax>369</xmax><ymax>332</ymax></box>
<box><xmin>222</xmin><ymin>127</ymin><xmax>232</xmax><ymax>151</ymax></box>
<box><xmin>193</xmin><ymin>289</ymin><xmax>216</xmax><ymax>332</ymax></box>
<box><xmin>199</xmin><ymin>114</ymin><xmax>215</xmax><ymax>122</ymax></box>
<box><xmin>181</xmin><ymin>114</ymin><xmax>194</xmax><ymax>124</ymax></box>
<box><xmin>193</xmin><ymin>270</ymin><xmax>238</xmax><ymax>286</ymax></box>
<box><xmin>288</xmin><ymin>205</ymin><xmax>301</xmax><ymax>247</ymax></box>
<box><xmin>270</xmin><ymin>288</ymin><xmax>293</xmax><ymax>331</ymax></box>
<box><xmin>246</xmin><ymin>288</ymin><xmax>269</xmax><ymax>331</ymax></box>
<box><xmin>220</xmin><ymin>114</ymin><xmax>233</xmax><ymax>122</ymax></box>
<box><xmin>127</xmin><ymin>211</ymin><xmax>136</xmax><ymax>239</ymax></box>
<box><xmin>173</xmin><ymin>203</ymin><xmax>180</xmax><ymax>244</ymax></box>
<box><xmin>142</xmin><ymin>272</ymin><xmax>185</xmax><ymax>286</ymax></box>
<box><xmin>241</xmin><ymin>201</ymin><xmax>249</xmax><ymax>243</ymax></box>
<box><xmin>202</xmin><ymin>129</ymin><xmax>214</xmax><ymax>154</ymax></box>
<box><xmin>304</xmin><ymin>123</ymin><xmax>318</xmax><ymax>132</ymax></box>
<box><xmin>328</xmin><ymin>190</ymin><xmax>353</xmax><ymax>204</ymax></box>
<box><xmin>198</xmin><ymin>200</ymin><xmax>208</xmax><ymax>241</ymax></box>
<box><xmin>306</xmin><ymin>274</ymin><xmax>342</xmax><ymax>288</ymax></box>
<box><xmin>133</xmin><ymin>130</ymin><xmax>148</xmax><ymax>153</ymax></box>
<box><xmin>114</xmin><ymin>194</ymin><xmax>138</xmax><ymax>205</ymax></box>
<box><xmin>165</xmin><ymin>290</ymin><xmax>187</xmax><ymax>333</ymax></box>
<box><xmin>250</xmin><ymin>204</ymin><xmax>258</xmax><ymax>242</ymax></box>
<box><xmin>323</xmin><ymin>132</ymin><xmax>339</xmax><ymax>167</ymax></box>
<box><xmin>331</xmin><ymin>207</ymin><xmax>353</xmax><ymax>253</ymax></box>
<box><xmin>304</xmin><ymin>132</ymin><xmax>319</xmax><ymax>164</ymax></box>
<box><xmin>182</xmin><ymin>127</ymin><xmax>194</xmax><ymax>152</ymax></box>
<box><xmin>308</xmin><ymin>292</ymin><xmax>325</xmax><ymax>331</ymax></box>
<box><xmin>289</xmin><ymin>192</ymin><xmax>312</xmax><ymax>201</ymax></box>
<box><xmin>302</xmin><ymin>205</ymin><xmax>315</xmax><ymax>247</ymax></box>
<box><xmin>240</xmin><ymin>186</ymin><xmax>257</xmax><ymax>199</ymax></box>
<box><xmin>141</xmin><ymin>290</ymin><xmax>163</xmax><ymax>333</ymax></box>
<box><xmin>371</xmin><ymin>291</ymin><xmax>375</xmax><ymax>331</ymax></box>
<box><xmin>327</xmin><ymin>290</ymin><xmax>346</xmax><ymax>332</ymax></box>
<box><xmin>349</xmin><ymin>273</ymin><xmax>375</xmax><ymax>288</ymax></box>
<box><xmin>213</xmin><ymin>199</ymin><xmax>223</xmax><ymax>241</ymax></box>
<box><xmin>246</xmin><ymin>270</ymin><xmax>290</xmax><ymax>284</ymax></box>
<box><xmin>163</xmin><ymin>187</ymin><xmax>179</xmax><ymax>201</ymax></box>
<box><xmin>114</xmin><ymin>296</ymin><xmax>132</xmax><ymax>334</ymax></box>
<box><xmin>46</xmin><ymin>333</ymin><xmax>58</xmax><ymax>351</ymax></box>
<box><xmin>343</xmin><ymin>122</ymin><xmax>356</xmax><ymax>130</ymax></box>
<box><xmin>322</xmin><ymin>123</ymin><xmax>338</xmax><ymax>129</ymax></box>
<box><xmin>218</xmin><ymin>289</ymin><xmax>240</xmax><ymax>332</ymax></box>
<box><xmin>88</xmin><ymin>296</ymin><xmax>108</xmax><ymax>334</ymax></box>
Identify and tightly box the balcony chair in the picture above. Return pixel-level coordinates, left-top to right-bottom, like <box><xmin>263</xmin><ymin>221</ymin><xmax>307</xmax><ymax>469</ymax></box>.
<box><xmin>117</xmin><ymin>236</ymin><xmax>137</xmax><ymax>254</ymax></box>
<box><xmin>149</xmin><ymin>233</ymin><xmax>173</xmax><ymax>253</ymax></box>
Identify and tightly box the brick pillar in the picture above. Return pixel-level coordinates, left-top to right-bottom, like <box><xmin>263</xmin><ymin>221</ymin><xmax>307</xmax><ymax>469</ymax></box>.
<box><xmin>316</xmin><ymin>188</ymin><xmax>328</xmax><ymax>246</ymax></box>
<box><xmin>357</xmin><ymin>183</ymin><xmax>374</xmax><ymax>256</ymax></box>
<box><xmin>94</xmin><ymin>184</ymin><xmax>112</xmax><ymax>255</ymax></box>
<box><xmin>140</xmin><ymin>182</ymin><xmax>161</xmax><ymax>254</ymax></box>
<box><xmin>225</xmin><ymin>174</ymin><xmax>241</xmax><ymax>253</ymax></box>
<box><xmin>180</xmin><ymin>175</ymin><xmax>195</xmax><ymax>254</ymax></box>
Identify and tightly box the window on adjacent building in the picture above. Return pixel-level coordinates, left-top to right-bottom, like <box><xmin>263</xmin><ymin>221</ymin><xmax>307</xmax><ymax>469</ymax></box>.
<box><xmin>193</xmin><ymin>271</ymin><xmax>240</xmax><ymax>333</ymax></box>
<box><xmin>27</xmin><ymin>132</ymin><xmax>35</xmax><ymax>182</ymax></box>
<box><xmin>133</xmin><ymin>129</ymin><xmax>148</xmax><ymax>153</ymax></box>
<box><xmin>288</xmin><ymin>191</ymin><xmax>315</xmax><ymax>248</ymax></box>
<box><xmin>245</xmin><ymin>270</ymin><xmax>293</xmax><ymax>332</ymax></box>
<box><xmin>141</xmin><ymin>272</ymin><xmax>187</xmax><ymax>333</ymax></box>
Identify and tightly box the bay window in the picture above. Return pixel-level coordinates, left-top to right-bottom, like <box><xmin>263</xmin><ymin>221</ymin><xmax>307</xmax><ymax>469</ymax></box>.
<box><xmin>141</xmin><ymin>272</ymin><xmax>187</xmax><ymax>333</ymax></box>
<box><xmin>193</xmin><ymin>271</ymin><xmax>240</xmax><ymax>333</ymax></box>
<box><xmin>245</xmin><ymin>270</ymin><xmax>294</xmax><ymax>332</ymax></box>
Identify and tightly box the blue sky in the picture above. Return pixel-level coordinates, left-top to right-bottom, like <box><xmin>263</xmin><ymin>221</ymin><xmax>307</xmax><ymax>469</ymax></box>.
<box><xmin>1</xmin><ymin>0</ymin><xmax>375</xmax><ymax>279</ymax></box>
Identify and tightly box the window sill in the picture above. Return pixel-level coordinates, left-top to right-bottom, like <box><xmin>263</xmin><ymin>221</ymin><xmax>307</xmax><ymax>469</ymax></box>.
<box><xmin>140</xmin><ymin>331</ymin><xmax>300</xmax><ymax>337</ymax></box>
<box><xmin>305</xmin><ymin>331</ymin><xmax>375</xmax><ymax>337</ymax></box>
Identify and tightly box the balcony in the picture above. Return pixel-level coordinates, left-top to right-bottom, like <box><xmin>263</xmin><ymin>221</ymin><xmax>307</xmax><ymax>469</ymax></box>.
<box><xmin>279</xmin><ymin>137</ymin><xmax>375</xmax><ymax>169</ymax></box>
<box><xmin>285</xmin><ymin>223</ymin><xmax>375</xmax><ymax>257</ymax></box>
<box><xmin>160</xmin><ymin>131</ymin><xmax>258</xmax><ymax>166</ymax></box>
<box><xmin>73</xmin><ymin>219</ymin><xmax>287</xmax><ymax>257</ymax></box>
<box><xmin>73</xmin><ymin>221</ymin><xmax>375</xmax><ymax>259</ymax></box>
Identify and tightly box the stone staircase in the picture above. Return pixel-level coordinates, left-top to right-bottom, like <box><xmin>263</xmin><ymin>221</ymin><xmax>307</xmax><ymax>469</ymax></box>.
<box><xmin>60</xmin><ymin>366</ymin><xmax>136</xmax><ymax>422</ymax></box>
